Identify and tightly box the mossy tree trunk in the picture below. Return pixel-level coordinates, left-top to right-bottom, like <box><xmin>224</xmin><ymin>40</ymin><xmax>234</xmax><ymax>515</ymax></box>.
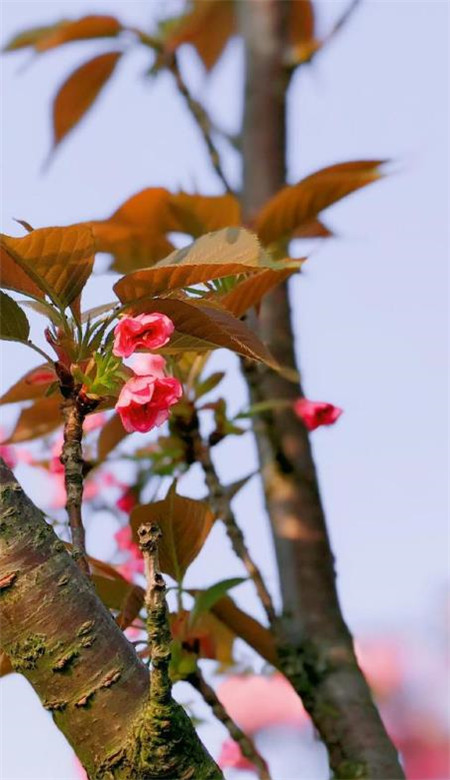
<box><xmin>0</xmin><ymin>460</ymin><xmax>222</xmax><ymax>780</ymax></box>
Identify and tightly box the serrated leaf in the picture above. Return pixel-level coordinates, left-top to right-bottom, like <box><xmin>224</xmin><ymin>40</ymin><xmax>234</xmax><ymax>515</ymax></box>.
<box><xmin>52</xmin><ymin>51</ymin><xmax>122</xmax><ymax>149</ymax></box>
<box><xmin>0</xmin><ymin>364</ymin><xmax>57</xmax><ymax>406</ymax></box>
<box><xmin>0</xmin><ymin>292</ymin><xmax>30</xmax><ymax>343</ymax></box>
<box><xmin>1</xmin><ymin>225</ymin><xmax>95</xmax><ymax>312</ymax></box>
<box><xmin>190</xmin><ymin>577</ymin><xmax>246</xmax><ymax>626</ymax></box>
<box><xmin>255</xmin><ymin>160</ymin><xmax>385</xmax><ymax>246</ymax></box>
<box><xmin>122</xmin><ymin>296</ymin><xmax>279</xmax><ymax>369</ymax></box>
<box><xmin>131</xmin><ymin>484</ymin><xmax>214</xmax><ymax>581</ymax></box>
<box><xmin>218</xmin><ymin>266</ymin><xmax>298</xmax><ymax>318</ymax></box>
<box><xmin>3</xmin><ymin>396</ymin><xmax>62</xmax><ymax>443</ymax></box>
<box><xmin>90</xmin><ymin>188</ymin><xmax>178</xmax><ymax>273</ymax></box>
<box><xmin>97</xmin><ymin>412</ymin><xmax>127</xmax><ymax>461</ymax></box>
<box><xmin>170</xmin><ymin>193</ymin><xmax>241</xmax><ymax>237</ymax></box>
<box><xmin>113</xmin><ymin>228</ymin><xmax>268</xmax><ymax>300</ymax></box>
<box><xmin>165</xmin><ymin>0</ymin><xmax>236</xmax><ymax>71</ymax></box>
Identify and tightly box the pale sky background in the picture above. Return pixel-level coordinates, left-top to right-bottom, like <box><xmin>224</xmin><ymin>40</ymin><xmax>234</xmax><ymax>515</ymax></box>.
<box><xmin>0</xmin><ymin>1</ymin><xmax>448</xmax><ymax>778</ymax></box>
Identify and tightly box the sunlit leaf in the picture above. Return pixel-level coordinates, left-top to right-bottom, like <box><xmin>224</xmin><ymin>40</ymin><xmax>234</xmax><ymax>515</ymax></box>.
<box><xmin>218</xmin><ymin>266</ymin><xmax>299</xmax><ymax>318</ymax></box>
<box><xmin>0</xmin><ymin>292</ymin><xmax>30</xmax><ymax>343</ymax></box>
<box><xmin>165</xmin><ymin>0</ymin><xmax>236</xmax><ymax>71</ymax></box>
<box><xmin>97</xmin><ymin>412</ymin><xmax>127</xmax><ymax>461</ymax></box>
<box><xmin>207</xmin><ymin>594</ymin><xmax>278</xmax><ymax>667</ymax></box>
<box><xmin>3</xmin><ymin>396</ymin><xmax>62</xmax><ymax>443</ymax></box>
<box><xmin>131</xmin><ymin>484</ymin><xmax>214</xmax><ymax>581</ymax></box>
<box><xmin>91</xmin><ymin>570</ymin><xmax>144</xmax><ymax>630</ymax></box>
<box><xmin>1</xmin><ymin>225</ymin><xmax>95</xmax><ymax>313</ymax></box>
<box><xmin>113</xmin><ymin>228</ymin><xmax>268</xmax><ymax>300</ymax></box>
<box><xmin>3</xmin><ymin>21</ymin><xmax>68</xmax><ymax>51</ymax></box>
<box><xmin>36</xmin><ymin>15</ymin><xmax>122</xmax><ymax>51</ymax></box>
<box><xmin>122</xmin><ymin>296</ymin><xmax>280</xmax><ymax>369</ymax></box>
<box><xmin>190</xmin><ymin>577</ymin><xmax>246</xmax><ymax>626</ymax></box>
<box><xmin>52</xmin><ymin>51</ymin><xmax>122</xmax><ymax>149</ymax></box>
<box><xmin>0</xmin><ymin>364</ymin><xmax>56</xmax><ymax>406</ymax></box>
<box><xmin>90</xmin><ymin>187</ymin><xmax>178</xmax><ymax>273</ymax></box>
<box><xmin>255</xmin><ymin>160</ymin><xmax>385</xmax><ymax>246</ymax></box>
<box><xmin>171</xmin><ymin>609</ymin><xmax>235</xmax><ymax>668</ymax></box>
<box><xmin>170</xmin><ymin>193</ymin><xmax>241</xmax><ymax>237</ymax></box>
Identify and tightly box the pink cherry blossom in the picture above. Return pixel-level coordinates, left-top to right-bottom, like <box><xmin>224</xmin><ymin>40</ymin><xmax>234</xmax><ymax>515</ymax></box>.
<box><xmin>131</xmin><ymin>353</ymin><xmax>167</xmax><ymax>378</ymax></box>
<box><xmin>0</xmin><ymin>443</ymin><xmax>17</xmax><ymax>470</ymax></box>
<box><xmin>116</xmin><ymin>487</ymin><xmax>138</xmax><ymax>514</ymax></box>
<box><xmin>115</xmin><ymin>374</ymin><xmax>182</xmax><ymax>434</ymax></box>
<box><xmin>293</xmin><ymin>398</ymin><xmax>343</xmax><ymax>431</ymax></box>
<box><xmin>217</xmin><ymin>674</ymin><xmax>307</xmax><ymax>735</ymax></box>
<box><xmin>115</xmin><ymin>525</ymin><xmax>144</xmax><ymax>577</ymax></box>
<box><xmin>113</xmin><ymin>313</ymin><xmax>174</xmax><ymax>358</ymax></box>
<box><xmin>83</xmin><ymin>412</ymin><xmax>107</xmax><ymax>433</ymax></box>
<box><xmin>217</xmin><ymin>739</ymin><xmax>257</xmax><ymax>772</ymax></box>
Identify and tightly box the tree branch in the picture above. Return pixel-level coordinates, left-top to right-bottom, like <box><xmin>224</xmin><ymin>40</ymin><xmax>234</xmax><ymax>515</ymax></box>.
<box><xmin>169</xmin><ymin>52</ymin><xmax>233</xmax><ymax>194</ymax></box>
<box><xmin>193</xmin><ymin>429</ymin><xmax>277</xmax><ymax>628</ymax></box>
<box><xmin>188</xmin><ymin>668</ymin><xmax>271</xmax><ymax>780</ymax></box>
<box><xmin>237</xmin><ymin>1</ymin><xmax>404</xmax><ymax>777</ymax></box>
<box><xmin>0</xmin><ymin>460</ymin><xmax>222</xmax><ymax>779</ymax></box>
<box><xmin>60</xmin><ymin>396</ymin><xmax>90</xmax><ymax>575</ymax></box>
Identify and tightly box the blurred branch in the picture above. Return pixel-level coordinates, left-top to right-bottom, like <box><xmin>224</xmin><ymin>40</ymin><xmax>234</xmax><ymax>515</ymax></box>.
<box><xmin>188</xmin><ymin>667</ymin><xmax>271</xmax><ymax>780</ymax></box>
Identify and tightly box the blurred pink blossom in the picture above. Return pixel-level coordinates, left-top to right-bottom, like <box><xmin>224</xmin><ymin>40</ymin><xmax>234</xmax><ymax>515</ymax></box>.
<box><xmin>217</xmin><ymin>739</ymin><xmax>257</xmax><ymax>772</ymax></box>
<box><xmin>293</xmin><ymin>398</ymin><xmax>343</xmax><ymax>431</ymax></box>
<box><xmin>217</xmin><ymin>674</ymin><xmax>307</xmax><ymax>735</ymax></box>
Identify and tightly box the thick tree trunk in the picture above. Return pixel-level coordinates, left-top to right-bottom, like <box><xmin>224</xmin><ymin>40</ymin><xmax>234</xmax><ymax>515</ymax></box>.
<box><xmin>0</xmin><ymin>460</ymin><xmax>222</xmax><ymax>780</ymax></box>
<box><xmin>238</xmin><ymin>1</ymin><xmax>404</xmax><ymax>777</ymax></box>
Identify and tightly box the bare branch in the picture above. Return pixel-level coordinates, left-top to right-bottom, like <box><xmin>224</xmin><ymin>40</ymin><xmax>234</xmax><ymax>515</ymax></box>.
<box><xmin>188</xmin><ymin>668</ymin><xmax>272</xmax><ymax>780</ymax></box>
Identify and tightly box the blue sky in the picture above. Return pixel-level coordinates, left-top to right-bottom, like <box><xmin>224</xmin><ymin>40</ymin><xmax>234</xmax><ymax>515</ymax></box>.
<box><xmin>1</xmin><ymin>1</ymin><xmax>448</xmax><ymax>778</ymax></box>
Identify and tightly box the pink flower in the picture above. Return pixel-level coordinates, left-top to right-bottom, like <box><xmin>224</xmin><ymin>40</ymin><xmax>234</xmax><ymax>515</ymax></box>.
<box><xmin>217</xmin><ymin>739</ymin><xmax>257</xmax><ymax>772</ymax></box>
<box><xmin>217</xmin><ymin>674</ymin><xmax>307</xmax><ymax>735</ymax></box>
<box><xmin>0</xmin><ymin>444</ymin><xmax>17</xmax><ymax>470</ymax></box>
<box><xmin>293</xmin><ymin>398</ymin><xmax>343</xmax><ymax>431</ymax></box>
<box><xmin>115</xmin><ymin>374</ymin><xmax>182</xmax><ymax>434</ymax></box>
<box><xmin>113</xmin><ymin>313</ymin><xmax>174</xmax><ymax>358</ymax></box>
<box><xmin>83</xmin><ymin>412</ymin><xmax>106</xmax><ymax>433</ymax></box>
<box><xmin>116</xmin><ymin>487</ymin><xmax>138</xmax><ymax>514</ymax></box>
<box><xmin>132</xmin><ymin>353</ymin><xmax>166</xmax><ymax>378</ymax></box>
<box><xmin>115</xmin><ymin>525</ymin><xmax>144</xmax><ymax>577</ymax></box>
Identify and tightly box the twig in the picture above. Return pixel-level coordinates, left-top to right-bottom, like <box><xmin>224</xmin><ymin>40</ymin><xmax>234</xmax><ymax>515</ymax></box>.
<box><xmin>138</xmin><ymin>522</ymin><xmax>172</xmax><ymax>706</ymax></box>
<box><xmin>194</xmin><ymin>434</ymin><xmax>277</xmax><ymax>628</ymax></box>
<box><xmin>169</xmin><ymin>53</ymin><xmax>233</xmax><ymax>194</ymax></box>
<box><xmin>188</xmin><ymin>668</ymin><xmax>272</xmax><ymax>780</ymax></box>
<box><xmin>60</xmin><ymin>398</ymin><xmax>90</xmax><ymax>576</ymax></box>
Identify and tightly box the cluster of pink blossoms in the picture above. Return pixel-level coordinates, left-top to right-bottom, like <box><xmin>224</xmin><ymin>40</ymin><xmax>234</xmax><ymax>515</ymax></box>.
<box><xmin>113</xmin><ymin>313</ymin><xmax>182</xmax><ymax>434</ymax></box>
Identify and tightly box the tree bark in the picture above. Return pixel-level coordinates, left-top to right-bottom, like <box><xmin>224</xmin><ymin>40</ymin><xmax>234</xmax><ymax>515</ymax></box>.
<box><xmin>238</xmin><ymin>1</ymin><xmax>404</xmax><ymax>777</ymax></box>
<box><xmin>0</xmin><ymin>459</ymin><xmax>222</xmax><ymax>780</ymax></box>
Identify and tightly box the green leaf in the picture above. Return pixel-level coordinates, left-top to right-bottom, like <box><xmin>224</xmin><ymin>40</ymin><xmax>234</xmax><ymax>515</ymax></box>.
<box><xmin>189</xmin><ymin>577</ymin><xmax>247</xmax><ymax>626</ymax></box>
<box><xmin>0</xmin><ymin>292</ymin><xmax>30</xmax><ymax>343</ymax></box>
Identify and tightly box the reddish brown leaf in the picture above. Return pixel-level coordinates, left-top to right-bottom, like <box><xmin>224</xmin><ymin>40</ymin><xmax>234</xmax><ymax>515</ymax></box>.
<box><xmin>36</xmin><ymin>15</ymin><xmax>122</xmax><ymax>51</ymax></box>
<box><xmin>53</xmin><ymin>51</ymin><xmax>122</xmax><ymax>148</ymax></box>
<box><xmin>113</xmin><ymin>228</ymin><xmax>266</xmax><ymax>300</ymax></box>
<box><xmin>90</xmin><ymin>188</ymin><xmax>178</xmax><ymax>273</ymax></box>
<box><xmin>131</xmin><ymin>485</ymin><xmax>214</xmax><ymax>581</ymax></box>
<box><xmin>4</xmin><ymin>396</ymin><xmax>62</xmax><ymax>443</ymax></box>
<box><xmin>255</xmin><ymin>160</ymin><xmax>385</xmax><ymax>246</ymax></box>
<box><xmin>166</xmin><ymin>0</ymin><xmax>236</xmax><ymax>71</ymax></box>
<box><xmin>0</xmin><ymin>652</ymin><xmax>13</xmax><ymax>677</ymax></box>
<box><xmin>218</xmin><ymin>266</ymin><xmax>299</xmax><ymax>318</ymax></box>
<box><xmin>97</xmin><ymin>413</ymin><xmax>127</xmax><ymax>462</ymax></box>
<box><xmin>170</xmin><ymin>193</ymin><xmax>241</xmax><ymax>237</ymax></box>
<box><xmin>1</xmin><ymin>225</ymin><xmax>95</xmax><ymax>312</ymax></box>
<box><xmin>122</xmin><ymin>296</ymin><xmax>279</xmax><ymax>369</ymax></box>
<box><xmin>0</xmin><ymin>365</ymin><xmax>56</xmax><ymax>406</ymax></box>
<box><xmin>209</xmin><ymin>594</ymin><xmax>278</xmax><ymax>667</ymax></box>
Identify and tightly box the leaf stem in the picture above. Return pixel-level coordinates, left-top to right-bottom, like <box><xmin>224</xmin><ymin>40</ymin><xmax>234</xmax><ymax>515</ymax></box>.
<box><xmin>169</xmin><ymin>53</ymin><xmax>233</xmax><ymax>195</ymax></box>
<box><xmin>187</xmin><ymin>668</ymin><xmax>272</xmax><ymax>780</ymax></box>
<box><xmin>193</xmin><ymin>428</ymin><xmax>277</xmax><ymax>628</ymax></box>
